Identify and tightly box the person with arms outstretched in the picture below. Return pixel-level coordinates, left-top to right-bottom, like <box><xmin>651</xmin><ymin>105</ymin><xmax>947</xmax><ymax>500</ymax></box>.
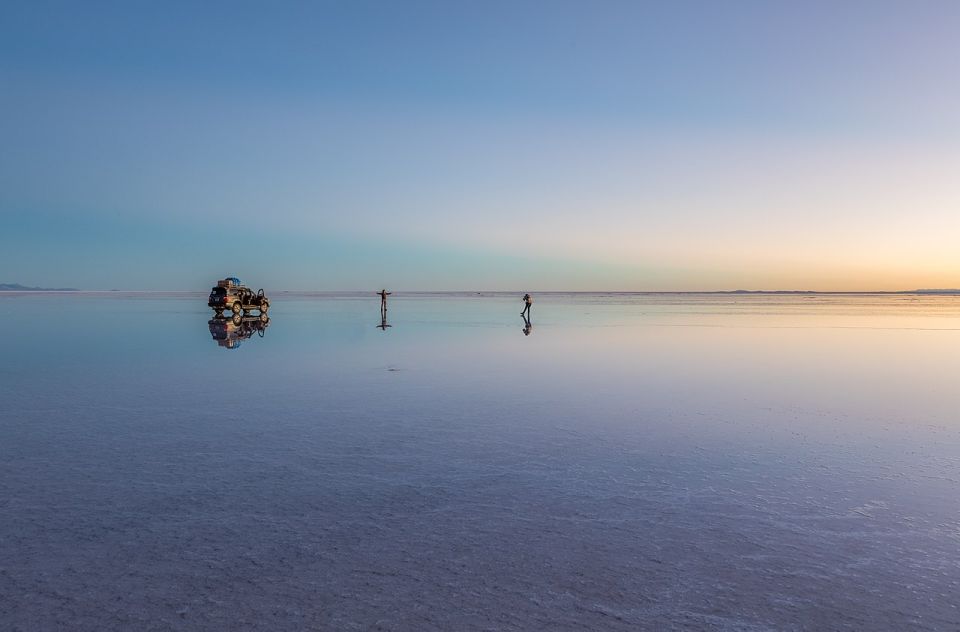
<box><xmin>378</xmin><ymin>289</ymin><xmax>392</xmax><ymax>318</ymax></box>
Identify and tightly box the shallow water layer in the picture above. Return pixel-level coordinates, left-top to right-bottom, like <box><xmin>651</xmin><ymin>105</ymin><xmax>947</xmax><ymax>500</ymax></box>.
<box><xmin>1</xmin><ymin>293</ymin><xmax>959</xmax><ymax>631</ymax></box>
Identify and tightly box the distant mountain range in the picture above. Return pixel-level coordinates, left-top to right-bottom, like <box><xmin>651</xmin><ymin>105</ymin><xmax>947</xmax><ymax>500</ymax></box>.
<box><xmin>725</xmin><ymin>289</ymin><xmax>960</xmax><ymax>295</ymax></box>
<box><xmin>0</xmin><ymin>283</ymin><xmax>79</xmax><ymax>291</ymax></box>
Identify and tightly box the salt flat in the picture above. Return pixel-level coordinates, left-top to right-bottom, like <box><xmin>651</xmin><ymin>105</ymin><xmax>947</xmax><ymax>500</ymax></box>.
<box><xmin>1</xmin><ymin>293</ymin><xmax>958</xmax><ymax>631</ymax></box>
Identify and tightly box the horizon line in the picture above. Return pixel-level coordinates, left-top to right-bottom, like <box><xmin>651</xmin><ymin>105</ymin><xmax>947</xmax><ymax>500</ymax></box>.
<box><xmin>3</xmin><ymin>288</ymin><xmax>960</xmax><ymax>295</ymax></box>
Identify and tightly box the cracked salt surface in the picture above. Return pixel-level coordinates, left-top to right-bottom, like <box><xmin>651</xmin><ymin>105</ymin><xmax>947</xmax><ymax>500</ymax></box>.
<box><xmin>1</xmin><ymin>293</ymin><xmax>959</xmax><ymax>631</ymax></box>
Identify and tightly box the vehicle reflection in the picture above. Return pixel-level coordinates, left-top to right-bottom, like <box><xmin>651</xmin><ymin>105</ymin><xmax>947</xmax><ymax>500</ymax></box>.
<box><xmin>208</xmin><ymin>313</ymin><xmax>270</xmax><ymax>349</ymax></box>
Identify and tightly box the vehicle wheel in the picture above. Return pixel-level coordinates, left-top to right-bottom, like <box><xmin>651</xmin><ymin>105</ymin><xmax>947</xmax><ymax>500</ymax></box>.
<box><xmin>259</xmin><ymin>311</ymin><xmax>269</xmax><ymax>322</ymax></box>
<box><xmin>232</xmin><ymin>312</ymin><xmax>243</xmax><ymax>325</ymax></box>
<box><xmin>233</xmin><ymin>301</ymin><xmax>243</xmax><ymax>315</ymax></box>
<box><xmin>261</xmin><ymin>302</ymin><xmax>269</xmax><ymax>313</ymax></box>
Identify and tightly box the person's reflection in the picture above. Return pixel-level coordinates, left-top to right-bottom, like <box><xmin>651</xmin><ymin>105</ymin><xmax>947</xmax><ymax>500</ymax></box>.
<box><xmin>377</xmin><ymin>313</ymin><xmax>392</xmax><ymax>331</ymax></box>
<box><xmin>522</xmin><ymin>314</ymin><xmax>533</xmax><ymax>336</ymax></box>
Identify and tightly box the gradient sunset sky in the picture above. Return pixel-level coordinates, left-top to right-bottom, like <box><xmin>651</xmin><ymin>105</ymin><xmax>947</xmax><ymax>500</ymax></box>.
<box><xmin>2</xmin><ymin>1</ymin><xmax>958</xmax><ymax>291</ymax></box>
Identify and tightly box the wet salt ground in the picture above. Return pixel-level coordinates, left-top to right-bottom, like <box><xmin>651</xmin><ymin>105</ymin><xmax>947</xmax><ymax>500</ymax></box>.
<box><xmin>1</xmin><ymin>294</ymin><xmax>959</xmax><ymax>631</ymax></box>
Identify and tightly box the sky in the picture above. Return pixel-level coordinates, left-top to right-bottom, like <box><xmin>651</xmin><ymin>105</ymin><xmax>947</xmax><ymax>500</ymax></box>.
<box><xmin>1</xmin><ymin>0</ymin><xmax>958</xmax><ymax>291</ymax></box>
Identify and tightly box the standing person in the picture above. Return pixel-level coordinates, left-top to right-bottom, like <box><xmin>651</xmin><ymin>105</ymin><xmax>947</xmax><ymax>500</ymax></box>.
<box><xmin>521</xmin><ymin>293</ymin><xmax>532</xmax><ymax>318</ymax></box>
<box><xmin>378</xmin><ymin>289</ymin><xmax>392</xmax><ymax>318</ymax></box>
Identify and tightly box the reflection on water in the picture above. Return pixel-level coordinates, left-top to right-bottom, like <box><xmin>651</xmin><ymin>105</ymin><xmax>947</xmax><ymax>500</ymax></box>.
<box><xmin>207</xmin><ymin>313</ymin><xmax>270</xmax><ymax>349</ymax></box>
<box><xmin>1</xmin><ymin>293</ymin><xmax>959</xmax><ymax>630</ymax></box>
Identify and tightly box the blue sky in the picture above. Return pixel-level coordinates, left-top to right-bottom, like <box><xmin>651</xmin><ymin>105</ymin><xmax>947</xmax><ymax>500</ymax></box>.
<box><xmin>2</xmin><ymin>1</ymin><xmax>958</xmax><ymax>290</ymax></box>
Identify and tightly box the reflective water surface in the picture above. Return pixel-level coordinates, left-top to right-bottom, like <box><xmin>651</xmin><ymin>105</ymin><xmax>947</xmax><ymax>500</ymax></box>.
<box><xmin>1</xmin><ymin>293</ymin><xmax>959</xmax><ymax>630</ymax></box>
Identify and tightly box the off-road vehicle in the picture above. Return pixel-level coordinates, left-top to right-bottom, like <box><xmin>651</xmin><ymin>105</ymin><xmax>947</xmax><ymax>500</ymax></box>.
<box><xmin>208</xmin><ymin>277</ymin><xmax>269</xmax><ymax>316</ymax></box>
